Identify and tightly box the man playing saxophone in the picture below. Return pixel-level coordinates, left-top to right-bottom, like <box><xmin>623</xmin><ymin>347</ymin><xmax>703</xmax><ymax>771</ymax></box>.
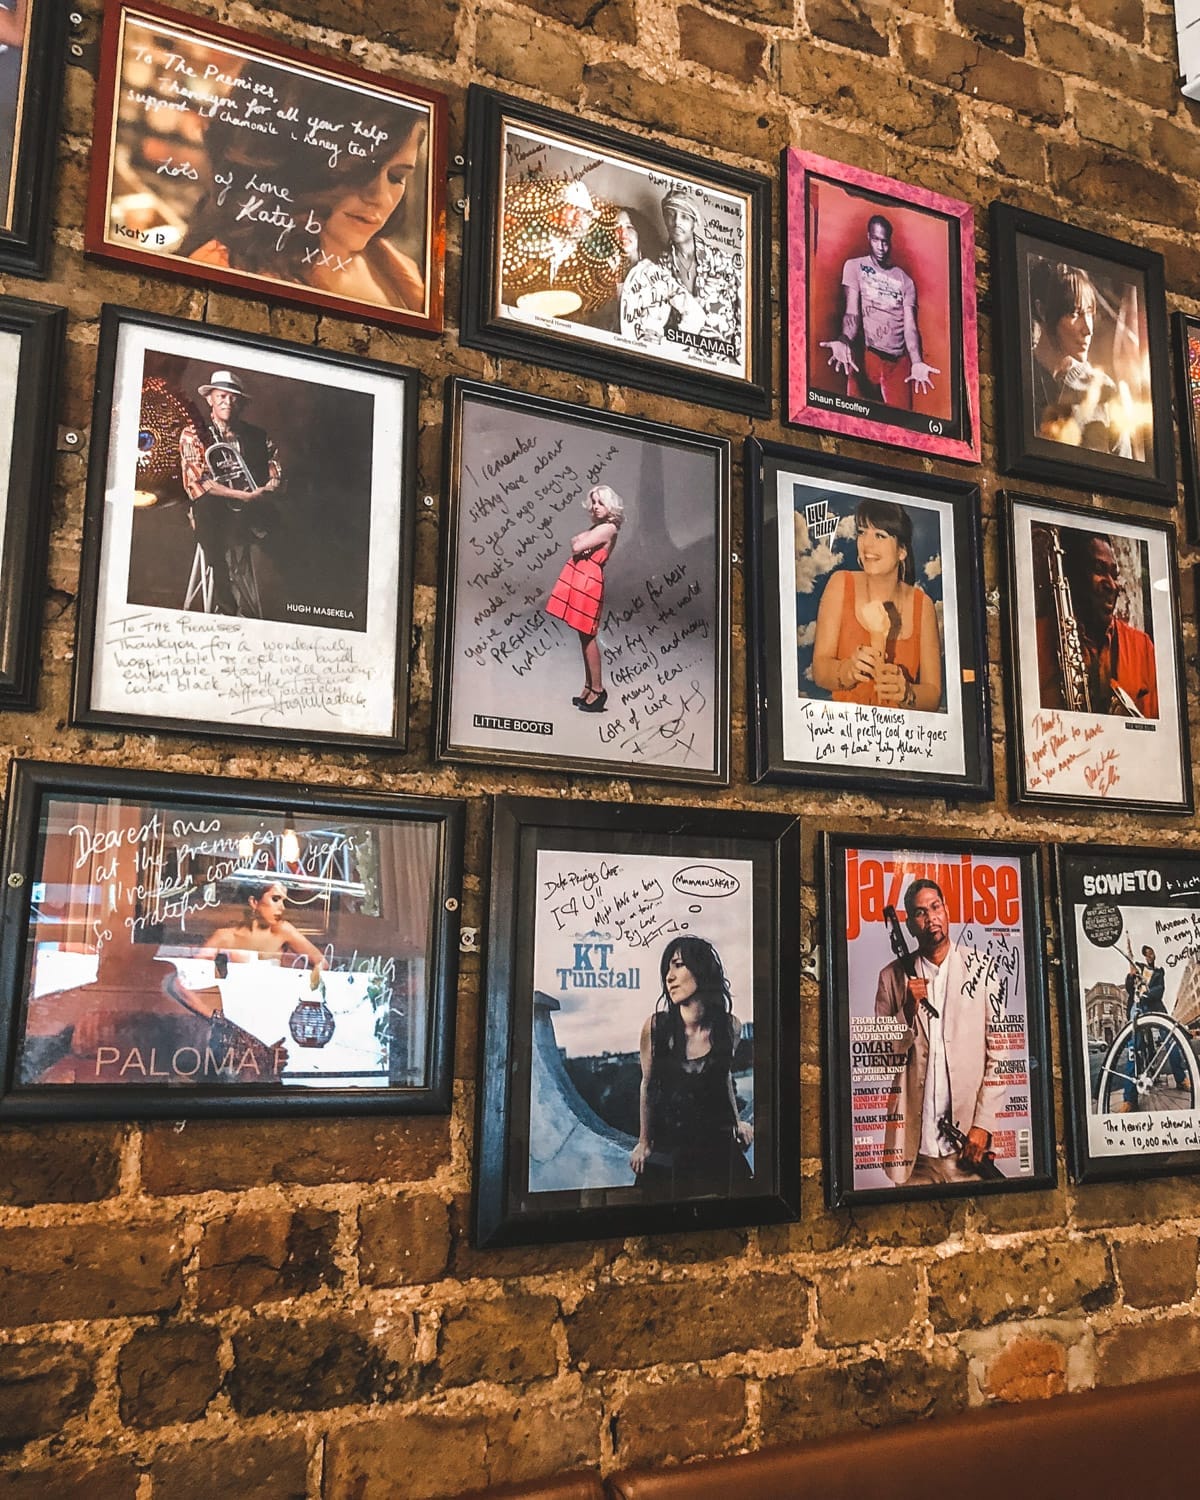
<box><xmin>179</xmin><ymin>368</ymin><xmax>283</xmax><ymax>617</ymax></box>
<box><xmin>1035</xmin><ymin>524</ymin><xmax>1157</xmax><ymax>719</ymax></box>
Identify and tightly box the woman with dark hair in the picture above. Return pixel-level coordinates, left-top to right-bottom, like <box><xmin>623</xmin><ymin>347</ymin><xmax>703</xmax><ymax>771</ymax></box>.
<box><xmin>811</xmin><ymin>495</ymin><xmax>942</xmax><ymax>711</ymax></box>
<box><xmin>628</xmin><ymin>935</ymin><xmax>753</xmax><ymax>1199</ymax></box>
<box><xmin>197</xmin><ymin>880</ymin><xmax>325</xmax><ymax>975</ymax></box>
<box><xmin>182</xmin><ymin>63</ymin><xmax>428</xmax><ymax>311</ymax></box>
<box><xmin>1028</xmin><ymin>258</ymin><xmax>1134</xmax><ymax>458</ymax></box>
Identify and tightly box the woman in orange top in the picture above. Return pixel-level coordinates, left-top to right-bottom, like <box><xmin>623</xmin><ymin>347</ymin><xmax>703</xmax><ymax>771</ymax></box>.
<box><xmin>545</xmin><ymin>484</ymin><xmax>626</xmax><ymax>713</ymax></box>
<box><xmin>811</xmin><ymin>496</ymin><xmax>942</xmax><ymax>712</ymax></box>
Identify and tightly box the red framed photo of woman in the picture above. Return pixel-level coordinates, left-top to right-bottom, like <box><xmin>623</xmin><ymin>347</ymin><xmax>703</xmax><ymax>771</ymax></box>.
<box><xmin>85</xmin><ymin>0</ymin><xmax>446</xmax><ymax>332</ymax></box>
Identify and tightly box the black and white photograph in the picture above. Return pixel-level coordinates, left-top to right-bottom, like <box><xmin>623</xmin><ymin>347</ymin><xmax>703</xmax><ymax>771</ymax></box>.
<box><xmin>991</xmin><ymin>203</ymin><xmax>1175</xmax><ymax>505</ymax></box>
<box><xmin>746</xmin><ymin>439</ymin><xmax>990</xmax><ymax>797</ymax></box>
<box><xmin>73</xmin><ymin>306</ymin><xmax>419</xmax><ymax>750</ymax></box>
<box><xmin>436</xmin><ymin>379</ymin><xmax>730</xmax><ymax>786</ymax></box>
<box><xmin>473</xmin><ymin>796</ymin><xmax>800</xmax><ymax>1247</ymax></box>
<box><xmin>1056</xmin><ymin>844</ymin><xmax>1200</xmax><ymax>1183</ymax></box>
<box><xmin>461</xmin><ymin>87</ymin><xmax>770</xmax><ymax>414</ymax></box>
<box><xmin>86</xmin><ymin>0</ymin><xmax>446</xmax><ymax>330</ymax></box>
<box><xmin>1001</xmin><ymin>492</ymin><xmax>1191</xmax><ymax>813</ymax></box>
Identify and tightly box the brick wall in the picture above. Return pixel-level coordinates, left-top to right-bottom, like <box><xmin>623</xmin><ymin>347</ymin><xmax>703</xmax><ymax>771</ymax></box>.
<box><xmin>3</xmin><ymin>0</ymin><xmax>1200</xmax><ymax>1495</ymax></box>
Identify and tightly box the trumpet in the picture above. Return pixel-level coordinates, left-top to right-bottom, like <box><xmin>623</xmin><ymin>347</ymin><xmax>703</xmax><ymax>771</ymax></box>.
<box><xmin>204</xmin><ymin>440</ymin><xmax>259</xmax><ymax>510</ymax></box>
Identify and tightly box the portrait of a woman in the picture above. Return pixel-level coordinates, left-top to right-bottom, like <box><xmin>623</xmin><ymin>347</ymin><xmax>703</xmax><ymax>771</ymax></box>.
<box><xmin>545</xmin><ymin>483</ymin><xmax>626</xmax><ymax>713</ymax></box>
<box><xmin>1028</xmin><ymin>257</ymin><xmax>1138</xmax><ymax>460</ymax></box>
<box><xmin>628</xmin><ymin>936</ymin><xmax>753</xmax><ymax>1200</ymax></box>
<box><xmin>810</xmin><ymin>496</ymin><xmax>942</xmax><ymax>711</ymax></box>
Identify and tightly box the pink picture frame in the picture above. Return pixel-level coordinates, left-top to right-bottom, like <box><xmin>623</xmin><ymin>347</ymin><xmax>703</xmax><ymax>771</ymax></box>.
<box><xmin>784</xmin><ymin>149</ymin><xmax>980</xmax><ymax>464</ymax></box>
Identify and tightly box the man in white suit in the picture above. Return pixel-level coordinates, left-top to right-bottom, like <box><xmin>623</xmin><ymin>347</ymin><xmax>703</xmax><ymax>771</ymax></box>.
<box><xmin>874</xmin><ymin>878</ymin><xmax>1004</xmax><ymax>1185</ymax></box>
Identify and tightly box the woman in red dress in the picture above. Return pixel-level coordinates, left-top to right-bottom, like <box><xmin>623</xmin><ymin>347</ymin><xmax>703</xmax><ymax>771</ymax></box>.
<box><xmin>545</xmin><ymin>484</ymin><xmax>626</xmax><ymax>712</ymax></box>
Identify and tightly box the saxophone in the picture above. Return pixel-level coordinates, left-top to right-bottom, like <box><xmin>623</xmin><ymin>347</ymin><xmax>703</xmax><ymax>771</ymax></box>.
<box><xmin>1047</xmin><ymin>526</ymin><xmax>1091</xmax><ymax>712</ymax></box>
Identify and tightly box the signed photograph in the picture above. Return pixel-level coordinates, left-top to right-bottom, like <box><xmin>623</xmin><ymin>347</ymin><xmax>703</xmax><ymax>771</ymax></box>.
<box><xmin>0</xmin><ymin>761</ymin><xmax>465</xmax><ymax>1118</ymax></box>
<box><xmin>1002</xmin><ymin>491</ymin><xmax>1191</xmax><ymax>813</ymax></box>
<box><xmin>991</xmin><ymin>203</ymin><xmax>1174</xmax><ymax>505</ymax></box>
<box><xmin>746</xmin><ymin>439</ymin><xmax>990</xmax><ymax>798</ymax></box>
<box><xmin>1056</xmin><ymin>844</ymin><xmax>1200</xmax><ymax>1183</ymax></box>
<box><xmin>436</xmin><ymin>379</ymin><xmax>730</xmax><ymax>786</ymax></box>
<box><xmin>0</xmin><ymin>0</ymin><xmax>64</xmax><ymax>276</ymax></box>
<box><xmin>784</xmin><ymin>150</ymin><xmax>979</xmax><ymax>462</ymax></box>
<box><xmin>86</xmin><ymin>0</ymin><xmax>446</xmax><ymax>330</ymax></box>
<box><xmin>73</xmin><ymin>306</ymin><xmax>418</xmax><ymax>750</ymax></box>
<box><xmin>823</xmin><ymin>834</ymin><xmax>1054</xmax><ymax>1207</ymax></box>
<box><xmin>0</xmin><ymin>295</ymin><xmax>63</xmax><ymax>708</ymax></box>
<box><xmin>461</xmin><ymin>87</ymin><xmax>770</xmax><ymax>414</ymax></box>
<box><xmin>474</xmin><ymin>796</ymin><xmax>800</xmax><ymax>1247</ymax></box>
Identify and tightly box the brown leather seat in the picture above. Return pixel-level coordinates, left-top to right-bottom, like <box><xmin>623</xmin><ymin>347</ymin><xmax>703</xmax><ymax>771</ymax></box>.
<box><xmin>605</xmin><ymin>1373</ymin><xmax>1200</xmax><ymax>1500</ymax></box>
<box><xmin>457</xmin><ymin>1473</ymin><xmax>604</xmax><ymax>1500</ymax></box>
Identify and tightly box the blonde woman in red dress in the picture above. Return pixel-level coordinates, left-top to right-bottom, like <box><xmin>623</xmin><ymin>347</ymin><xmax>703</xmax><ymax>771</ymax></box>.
<box><xmin>545</xmin><ymin>484</ymin><xmax>626</xmax><ymax>713</ymax></box>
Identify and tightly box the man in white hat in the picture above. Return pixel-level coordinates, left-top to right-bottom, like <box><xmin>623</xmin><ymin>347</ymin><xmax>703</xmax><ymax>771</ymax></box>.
<box><xmin>179</xmin><ymin>368</ymin><xmax>282</xmax><ymax>616</ymax></box>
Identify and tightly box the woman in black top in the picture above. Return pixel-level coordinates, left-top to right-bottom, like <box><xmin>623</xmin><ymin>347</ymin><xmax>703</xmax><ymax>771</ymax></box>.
<box><xmin>628</xmin><ymin>935</ymin><xmax>753</xmax><ymax>1198</ymax></box>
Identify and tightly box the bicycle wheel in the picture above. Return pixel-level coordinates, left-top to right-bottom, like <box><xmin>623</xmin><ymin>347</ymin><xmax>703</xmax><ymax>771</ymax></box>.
<box><xmin>1096</xmin><ymin>1016</ymin><xmax>1198</xmax><ymax>1113</ymax></box>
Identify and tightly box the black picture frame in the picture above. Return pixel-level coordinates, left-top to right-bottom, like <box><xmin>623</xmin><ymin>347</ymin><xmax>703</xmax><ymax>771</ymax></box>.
<box><xmin>474</xmin><ymin>795</ymin><xmax>801</xmax><ymax>1248</ymax></box>
<box><xmin>1172</xmin><ymin>311</ymin><xmax>1200</xmax><ymax>544</ymax></box>
<box><xmin>0</xmin><ymin>295</ymin><xmax>64</xmax><ymax>708</ymax></box>
<box><xmin>990</xmin><ymin>201</ymin><xmax>1175</xmax><ymax>506</ymax></box>
<box><xmin>822</xmin><ymin>832</ymin><xmax>1056</xmax><ymax>1208</ymax></box>
<box><xmin>1054</xmin><ymin>842</ymin><xmax>1200</xmax><ymax>1185</ymax></box>
<box><xmin>435</xmin><ymin>377</ymin><xmax>731</xmax><ymax>787</ymax></box>
<box><xmin>72</xmin><ymin>304</ymin><xmax>420</xmax><ymax>751</ymax></box>
<box><xmin>999</xmin><ymin>490</ymin><xmax>1192</xmax><ymax>814</ymax></box>
<box><xmin>0</xmin><ymin>0</ymin><xmax>65</xmax><ymax>278</ymax></box>
<box><xmin>0</xmin><ymin>759</ymin><xmax>465</xmax><ymax>1119</ymax></box>
<box><xmin>459</xmin><ymin>85</ymin><xmax>771</xmax><ymax>415</ymax></box>
<box><xmin>745</xmin><ymin>437</ymin><xmax>992</xmax><ymax>799</ymax></box>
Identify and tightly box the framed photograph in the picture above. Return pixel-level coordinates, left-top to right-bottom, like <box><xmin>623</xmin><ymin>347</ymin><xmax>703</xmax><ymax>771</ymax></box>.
<box><xmin>0</xmin><ymin>295</ymin><xmax>64</xmax><ymax>708</ymax></box>
<box><xmin>460</xmin><ymin>86</ymin><xmax>771</xmax><ymax>415</ymax></box>
<box><xmin>72</xmin><ymin>305</ymin><xmax>419</xmax><ymax>750</ymax></box>
<box><xmin>1000</xmin><ymin>491</ymin><xmax>1192</xmax><ymax>814</ymax></box>
<box><xmin>435</xmin><ymin>379</ymin><xmax>731</xmax><ymax>786</ymax></box>
<box><xmin>474</xmin><ymin>795</ymin><xmax>800</xmax><ymax>1247</ymax></box>
<box><xmin>990</xmin><ymin>202</ymin><xmax>1174</xmax><ymax>505</ymax></box>
<box><xmin>783</xmin><ymin>149</ymin><xmax>980</xmax><ymax>462</ymax></box>
<box><xmin>0</xmin><ymin>759</ymin><xmax>465</xmax><ymax>1118</ymax></box>
<box><xmin>1172</xmin><ymin>312</ymin><xmax>1200</xmax><ymax>542</ymax></box>
<box><xmin>822</xmin><ymin>833</ymin><xmax>1055</xmax><ymax>1208</ymax></box>
<box><xmin>85</xmin><ymin>0</ymin><xmax>446</xmax><ymax>332</ymax></box>
<box><xmin>745</xmin><ymin>437</ymin><xmax>991</xmax><ymax>798</ymax></box>
<box><xmin>0</xmin><ymin>0</ymin><xmax>65</xmax><ymax>277</ymax></box>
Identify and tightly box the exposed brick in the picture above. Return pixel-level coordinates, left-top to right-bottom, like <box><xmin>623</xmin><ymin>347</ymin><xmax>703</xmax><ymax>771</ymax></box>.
<box><xmin>1071</xmin><ymin>1176</ymin><xmax>1200</xmax><ymax>1229</ymax></box>
<box><xmin>762</xmin><ymin>1349</ymin><xmax>968</xmax><ymax>1443</ymax></box>
<box><xmin>0</xmin><ymin>1343</ymin><xmax>93</xmax><ymax>1452</ymax></box>
<box><xmin>899</xmin><ymin>22</ymin><xmax>1065</xmax><ymax>122</ymax></box>
<box><xmin>0</xmin><ymin>1460</ymin><xmax>139</xmax><ymax>1500</ymax></box>
<box><xmin>1048</xmin><ymin>143</ymin><xmax>1200</xmax><ymax>231</ymax></box>
<box><xmin>324</xmin><ymin>1411</ymin><xmax>490</xmax><ymax>1499</ymax></box>
<box><xmin>1096</xmin><ymin>1316</ymin><xmax>1200</xmax><ymax>1385</ymax></box>
<box><xmin>0</xmin><ymin>1222</ymin><xmax>183</xmax><ymax>1326</ymax></box>
<box><xmin>984</xmin><ymin>1336</ymin><xmax>1068</xmax><ymax>1402</ymax></box>
<box><xmin>1071</xmin><ymin>90</ymin><xmax>1149</xmax><ymax>156</ymax></box>
<box><xmin>228</xmin><ymin>1316</ymin><xmax>416</xmax><ymax>1416</ymax></box>
<box><xmin>679</xmin><ymin>7</ymin><xmax>767</xmax><ymax>83</ymax></box>
<box><xmin>779</xmin><ymin>43</ymin><xmax>963</xmax><ymax>149</ymax></box>
<box><xmin>928</xmin><ymin>1242</ymin><xmax>1114</xmax><ymax>1329</ymax></box>
<box><xmin>117</xmin><ymin>1325</ymin><xmax>221</xmax><ymax>1429</ymax></box>
<box><xmin>0</xmin><ymin>1125</ymin><xmax>122</xmax><ymax>1207</ymax></box>
<box><xmin>817</xmin><ymin>1262</ymin><xmax>920</xmax><ymax>1346</ymax></box>
<box><xmin>709</xmin><ymin>0</ymin><xmax>793</xmax><ymax>21</ymax></box>
<box><xmin>954</xmin><ymin>0</ymin><xmax>1024</xmax><ymax>54</ymax></box>
<box><xmin>148</xmin><ymin>1435</ymin><xmax>309</xmax><ymax>1500</ymax></box>
<box><xmin>807</xmin><ymin>0</ymin><xmax>890</xmax><ymax>56</ymax></box>
<box><xmin>359</xmin><ymin>1194</ymin><xmax>451</xmax><ymax>1287</ymax></box>
<box><xmin>140</xmin><ymin>1117</ymin><xmax>449</xmax><ymax>1195</ymax></box>
<box><xmin>475</xmin><ymin>12</ymin><xmax>586</xmax><ymax>99</ymax></box>
<box><xmin>970</xmin><ymin>1185</ymin><xmax>1069</xmax><ymax>1235</ymax></box>
<box><xmin>448</xmin><ymin>1196</ymin><xmax>606</xmax><ymax>1279</ymax></box>
<box><xmin>569</xmin><ymin>1274</ymin><xmax>807</xmax><ymax>1369</ymax></box>
<box><xmin>196</xmin><ymin>1206</ymin><xmax>340</xmax><ymax>1310</ymax></box>
<box><xmin>1078</xmin><ymin>0</ymin><xmax>1144</xmax><ymax>43</ymax></box>
<box><xmin>263</xmin><ymin>0</ymin><xmax>461</xmax><ymax>58</ymax></box>
<box><xmin>478</xmin><ymin>1391</ymin><xmax>603</xmax><ymax>1486</ymax></box>
<box><xmin>581</xmin><ymin>62</ymin><xmax>788</xmax><ymax>156</ymax></box>
<box><xmin>438</xmin><ymin>1295</ymin><xmax>560</xmax><ymax>1387</ymax></box>
<box><xmin>1033</xmin><ymin>16</ymin><xmax>1175</xmax><ymax>110</ymax></box>
<box><xmin>611</xmin><ymin>1376</ymin><xmax>746</xmax><ymax>1465</ymax></box>
<box><xmin>518</xmin><ymin>0</ymin><xmax>637</xmax><ymax>42</ymax></box>
<box><xmin>1117</xmin><ymin>1237</ymin><xmax>1199</xmax><ymax>1309</ymax></box>
<box><xmin>1149</xmin><ymin>116</ymin><xmax>1200</xmax><ymax>178</ymax></box>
